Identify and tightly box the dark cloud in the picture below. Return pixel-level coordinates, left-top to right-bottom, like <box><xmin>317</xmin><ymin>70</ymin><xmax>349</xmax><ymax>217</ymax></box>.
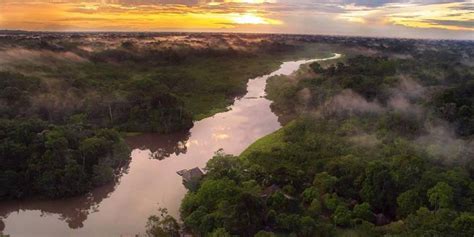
<box><xmin>425</xmin><ymin>19</ymin><xmax>474</xmax><ymax>28</ymax></box>
<box><xmin>304</xmin><ymin>0</ymin><xmax>467</xmax><ymax>7</ymax></box>
<box><xmin>344</xmin><ymin>0</ymin><xmax>402</xmax><ymax>7</ymax></box>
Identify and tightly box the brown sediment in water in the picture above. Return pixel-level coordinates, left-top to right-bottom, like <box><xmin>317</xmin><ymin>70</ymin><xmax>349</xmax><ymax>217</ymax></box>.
<box><xmin>0</xmin><ymin>54</ymin><xmax>339</xmax><ymax>237</ymax></box>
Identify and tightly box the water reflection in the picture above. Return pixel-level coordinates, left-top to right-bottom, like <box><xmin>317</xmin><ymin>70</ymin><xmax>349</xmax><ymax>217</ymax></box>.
<box><xmin>126</xmin><ymin>132</ymin><xmax>190</xmax><ymax>160</ymax></box>
<box><xmin>0</xmin><ymin>159</ymin><xmax>133</xmax><ymax>235</ymax></box>
<box><xmin>0</xmin><ymin>54</ymin><xmax>339</xmax><ymax>237</ymax></box>
<box><xmin>0</xmin><ymin>177</ymin><xmax>118</xmax><ymax>231</ymax></box>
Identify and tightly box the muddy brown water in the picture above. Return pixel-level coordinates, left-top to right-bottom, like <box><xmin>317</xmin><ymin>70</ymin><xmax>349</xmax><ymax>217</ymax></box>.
<box><xmin>0</xmin><ymin>54</ymin><xmax>340</xmax><ymax>237</ymax></box>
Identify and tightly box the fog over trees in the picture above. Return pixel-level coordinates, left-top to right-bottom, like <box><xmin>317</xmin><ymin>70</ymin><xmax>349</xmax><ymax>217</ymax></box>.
<box><xmin>0</xmin><ymin>32</ymin><xmax>472</xmax><ymax>236</ymax></box>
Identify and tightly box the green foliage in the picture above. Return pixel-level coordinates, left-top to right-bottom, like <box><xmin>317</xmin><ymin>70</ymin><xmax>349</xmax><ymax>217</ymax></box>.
<box><xmin>0</xmin><ymin>119</ymin><xmax>130</xmax><ymax>199</ymax></box>
<box><xmin>268</xmin><ymin>192</ymin><xmax>287</xmax><ymax>210</ymax></box>
<box><xmin>352</xmin><ymin>202</ymin><xmax>373</xmax><ymax>222</ymax></box>
<box><xmin>452</xmin><ymin>213</ymin><xmax>474</xmax><ymax>236</ymax></box>
<box><xmin>404</xmin><ymin>207</ymin><xmax>459</xmax><ymax>236</ymax></box>
<box><xmin>308</xmin><ymin>198</ymin><xmax>323</xmax><ymax>216</ymax></box>
<box><xmin>330</xmin><ymin>56</ymin><xmax>397</xmax><ymax>101</ymax></box>
<box><xmin>309</xmin><ymin>62</ymin><xmax>324</xmax><ymax>73</ymax></box>
<box><xmin>205</xmin><ymin>151</ymin><xmax>244</xmax><ymax>181</ymax></box>
<box><xmin>180</xmin><ymin>46</ymin><xmax>473</xmax><ymax>236</ymax></box>
<box><xmin>1</xmin><ymin>36</ymin><xmax>332</xmax><ymax>135</ymax></box>
<box><xmin>0</xmin><ymin>35</ymin><xmax>334</xmax><ymax>202</ymax></box>
<box><xmin>146</xmin><ymin>208</ymin><xmax>180</xmax><ymax>237</ymax></box>
<box><xmin>208</xmin><ymin>228</ymin><xmax>231</xmax><ymax>237</ymax></box>
<box><xmin>0</xmin><ymin>71</ymin><xmax>41</xmax><ymax>118</ymax></box>
<box><xmin>322</xmin><ymin>193</ymin><xmax>341</xmax><ymax>212</ymax></box>
<box><xmin>275</xmin><ymin>213</ymin><xmax>301</xmax><ymax>232</ymax></box>
<box><xmin>181</xmin><ymin>177</ymin><xmax>264</xmax><ymax>236</ymax></box>
<box><xmin>433</xmin><ymin>81</ymin><xmax>474</xmax><ymax>136</ymax></box>
<box><xmin>333</xmin><ymin>205</ymin><xmax>352</xmax><ymax>227</ymax></box>
<box><xmin>360</xmin><ymin>162</ymin><xmax>398</xmax><ymax>215</ymax></box>
<box><xmin>397</xmin><ymin>189</ymin><xmax>423</xmax><ymax>218</ymax></box>
<box><xmin>253</xmin><ymin>231</ymin><xmax>276</xmax><ymax>237</ymax></box>
<box><xmin>299</xmin><ymin>216</ymin><xmax>317</xmax><ymax>237</ymax></box>
<box><xmin>428</xmin><ymin>182</ymin><xmax>454</xmax><ymax>210</ymax></box>
<box><xmin>301</xmin><ymin>187</ymin><xmax>320</xmax><ymax>204</ymax></box>
<box><xmin>313</xmin><ymin>172</ymin><xmax>338</xmax><ymax>194</ymax></box>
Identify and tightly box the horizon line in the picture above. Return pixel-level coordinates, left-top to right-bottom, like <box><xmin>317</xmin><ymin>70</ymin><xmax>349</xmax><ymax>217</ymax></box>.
<box><xmin>1</xmin><ymin>29</ymin><xmax>473</xmax><ymax>42</ymax></box>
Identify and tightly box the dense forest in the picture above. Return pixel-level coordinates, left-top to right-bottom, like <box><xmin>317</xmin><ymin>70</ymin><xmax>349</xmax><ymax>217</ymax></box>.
<box><xmin>0</xmin><ymin>33</ymin><xmax>332</xmax><ymax>200</ymax></box>
<box><xmin>176</xmin><ymin>42</ymin><xmax>474</xmax><ymax>236</ymax></box>
<box><xmin>0</xmin><ymin>33</ymin><xmax>308</xmax><ymax>133</ymax></box>
<box><xmin>0</xmin><ymin>120</ymin><xmax>130</xmax><ymax>199</ymax></box>
<box><xmin>0</xmin><ymin>32</ymin><xmax>473</xmax><ymax>236</ymax></box>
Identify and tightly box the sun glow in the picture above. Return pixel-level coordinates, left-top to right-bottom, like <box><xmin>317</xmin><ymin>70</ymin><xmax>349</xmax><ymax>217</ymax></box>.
<box><xmin>0</xmin><ymin>1</ymin><xmax>281</xmax><ymax>31</ymax></box>
<box><xmin>338</xmin><ymin>9</ymin><xmax>379</xmax><ymax>24</ymax></box>
<box><xmin>207</xmin><ymin>0</ymin><xmax>274</xmax><ymax>6</ymax></box>
<box><xmin>232</xmin><ymin>14</ymin><xmax>266</xmax><ymax>24</ymax></box>
<box><xmin>0</xmin><ymin>0</ymin><xmax>471</xmax><ymax>38</ymax></box>
<box><xmin>231</xmin><ymin>13</ymin><xmax>281</xmax><ymax>25</ymax></box>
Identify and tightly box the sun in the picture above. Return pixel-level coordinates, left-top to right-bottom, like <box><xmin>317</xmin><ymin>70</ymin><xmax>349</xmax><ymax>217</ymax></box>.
<box><xmin>232</xmin><ymin>14</ymin><xmax>267</xmax><ymax>24</ymax></box>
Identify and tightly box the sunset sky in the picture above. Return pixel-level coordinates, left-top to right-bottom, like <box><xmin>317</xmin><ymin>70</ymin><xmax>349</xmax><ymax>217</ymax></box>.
<box><xmin>0</xmin><ymin>0</ymin><xmax>472</xmax><ymax>39</ymax></box>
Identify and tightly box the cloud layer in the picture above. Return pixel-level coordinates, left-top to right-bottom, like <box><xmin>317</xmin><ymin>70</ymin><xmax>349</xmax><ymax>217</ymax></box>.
<box><xmin>0</xmin><ymin>0</ymin><xmax>472</xmax><ymax>39</ymax></box>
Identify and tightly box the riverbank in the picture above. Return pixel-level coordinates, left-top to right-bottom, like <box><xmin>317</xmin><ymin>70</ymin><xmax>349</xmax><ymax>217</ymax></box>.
<box><xmin>0</xmin><ymin>34</ymin><xmax>336</xmax><ymax>210</ymax></box>
<box><xmin>178</xmin><ymin>47</ymin><xmax>474</xmax><ymax>236</ymax></box>
<box><xmin>0</xmin><ymin>54</ymin><xmax>339</xmax><ymax>236</ymax></box>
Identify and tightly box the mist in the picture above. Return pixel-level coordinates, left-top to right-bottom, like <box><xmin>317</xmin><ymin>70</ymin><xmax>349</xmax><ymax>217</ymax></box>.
<box><xmin>310</xmin><ymin>75</ymin><xmax>472</xmax><ymax>163</ymax></box>
<box><xmin>0</xmin><ymin>48</ymin><xmax>86</xmax><ymax>67</ymax></box>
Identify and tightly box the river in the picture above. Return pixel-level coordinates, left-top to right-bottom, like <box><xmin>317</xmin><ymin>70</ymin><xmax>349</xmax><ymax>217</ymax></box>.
<box><xmin>0</xmin><ymin>53</ymin><xmax>340</xmax><ymax>237</ymax></box>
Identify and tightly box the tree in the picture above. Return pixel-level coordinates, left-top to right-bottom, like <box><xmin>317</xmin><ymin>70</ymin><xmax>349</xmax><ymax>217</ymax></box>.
<box><xmin>92</xmin><ymin>164</ymin><xmax>114</xmax><ymax>186</ymax></box>
<box><xmin>268</xmin><ymin>191</ymin><xmax>287</xmax><ymax>210</ymax></box>
<box><xmin>0</xmin><ymin>119</ymin><xmax>129</xmax><ymax>200</ymax></box>
<box><xmin>205</xmin><ymin>151</ymin><xmax>243</xmax><ymax>181</ymax></box>
<box><xmin>61</xmin><ymin>159</ymin><xmax>89</xmax><ymax>196</ymax></box>
<box><xmin>353</xmin><ymin>202</ymin><xmax>374</xmax><ymax>222</ymax></box>
<box><xmin>360</xmin><ymin>162</ymin><xmax>397</xmax><ymax>214</ymax></box>
<box><xmin>333</xmin><ymin>205</ymin><xmax>352</xmax><ymax>227</ymax></box>
<box><xmin>313</xmin><ymin>172</ymin><xmax>338</xmax><ymax>194</ymax></box>
<box><xmin>208</xmin><ymin>228</ymin><xmax>231</xmax><ymax>237</ymax></box>
<box><xmin>299</xmin><ymin>216</ymin><xmax>317</xmax><ymax>237</ymax></box>
<box><xmin>308</xmin><ymin>198</ymin><xmax>323</xmax><ymax>216</ymax></box>
<box><xmin>428</xmin><ymin>182</ymin><xmax>454</xmax><ymax>210</ymax></box>
<box><xmin>397</xmin><ymin>189</ymin><xmax>423</xmax><ymax>217</ymax></box>
<box><xmin>183</xmin><ymin>206</ymin><xmax>210</xmax><ymax>234</ymax></box>
<box><xmin>302</xmin><ymin>187</ymin><xmax>320</xmax><ymax>204</ymax></box>
<box><xmin>232</xmin><ymin>192</ymin><xmax>264</xmax><ymax>236</ymax></box>
<box><xmin>275</xmin><ymin>213</ymin><xmax>301</xmax><ymax>232</ymax></box>
<box><xmin>452</xmin><ymin>213</ymin><xmax>474</xmax><ymax>236</ymax></box>
<box><xmin>79</xmin><ymin>136</ymin><xmax>109</xmax><ymax>171</ymax></box>
<box><xmin>322</xmin><ymin>193</ymin><xmax>340</xmax><ymax>211</ymax></box>
<box><xmin>146</xmin><ymin>208</ymin><xmax>180</xmax><ymax>237</ymax></box>
<box><xmin>405</xmin><ymin>207</ymin><xmax>458</xmax><ymax>235</ymax></box>
<box><xmin>390</xmin><ymin>155</ymin><xmax>425</xmax><ymax>190</ymax></box>
<box><xmin>309</xmin><ymin>62</ymin><xmax>324</xmax><ymax>73</ymax></box>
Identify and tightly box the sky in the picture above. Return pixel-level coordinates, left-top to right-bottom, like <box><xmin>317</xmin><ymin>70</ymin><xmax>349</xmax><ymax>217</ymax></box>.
<box><xmin>0</xmin><ymin>0</ymin><xmax>472</xmax><ymax>39</ymax></box>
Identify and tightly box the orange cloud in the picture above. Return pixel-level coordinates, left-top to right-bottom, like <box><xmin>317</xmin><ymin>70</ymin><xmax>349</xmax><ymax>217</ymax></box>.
<box><xmin>387</xmin><ymin>2</ymin><xmax>473</xmax><ymax>31</ymax></box>
<box><xmin>0</xmin><ymin>0</ymin><xmax>472</xmax><ymax>38</ymax></box>
<box><xmin>0</xmin><ymin>1</ymin><xmax>281</xmax><ymax>31</ymax></box>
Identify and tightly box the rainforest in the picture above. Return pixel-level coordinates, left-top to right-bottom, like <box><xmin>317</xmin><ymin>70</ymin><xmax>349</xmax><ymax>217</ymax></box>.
<box><xmin>0</xmin><ymin>32</ymin><xmax>473</xmax><ymax>236</ymax></box>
